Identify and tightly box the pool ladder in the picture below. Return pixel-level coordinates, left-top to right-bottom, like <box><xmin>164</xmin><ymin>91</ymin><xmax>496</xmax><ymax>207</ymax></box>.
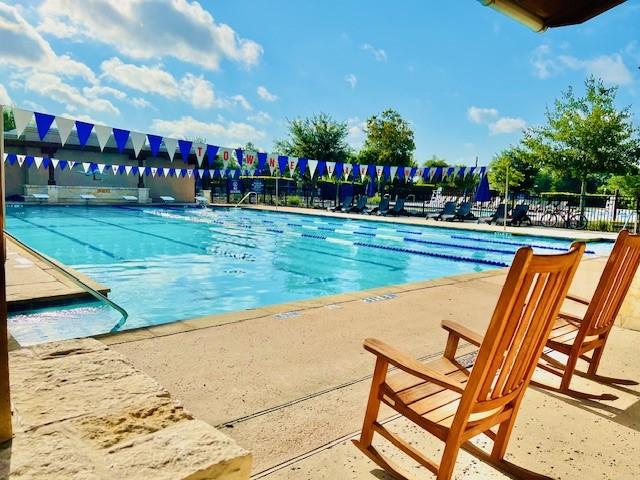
<box><xmin>235</xmin><ymin>191</ymin><xmax>258</xmax><ymax>207</ymax></box>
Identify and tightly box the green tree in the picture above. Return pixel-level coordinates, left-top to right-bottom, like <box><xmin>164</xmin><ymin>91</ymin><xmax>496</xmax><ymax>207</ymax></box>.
<box><xmin>358</xmin><ymin>109</ymin><xmax>415</xmax><ymax>166</ymax></box>
<box><xmin>488</xmin><ymin>148</ymin><xmax>527</xmax><ymax>194</ymax></box>
<box><xmin>423</xmin><ymin>155</ymin><xmax>448</xmax><ymax>167</ymax></box>
<box><xmin>605</xmin><ymin>173</ymin><xmax>640</xmax><ymax>198</ymax></box>
<box><xmin>274</xmin><ymin>113</ymin><xmax>350</xmax><ymax>162</ymax></box>
<box><xmin>523</xmin><ymin>76</ymin><xmax>640</xmax><ymax>211</ymax></box>
<box><xmin>3</xmin><ymin>109</ymin><xmax>15</xmax><ymax>131</ymax></box>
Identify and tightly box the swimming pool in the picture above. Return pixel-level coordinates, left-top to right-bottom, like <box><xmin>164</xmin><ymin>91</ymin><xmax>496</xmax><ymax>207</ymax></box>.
<box><xmin>6</xmin><ymin>205</ymin><xmax>613</xmax><ymax>345</ymax></box>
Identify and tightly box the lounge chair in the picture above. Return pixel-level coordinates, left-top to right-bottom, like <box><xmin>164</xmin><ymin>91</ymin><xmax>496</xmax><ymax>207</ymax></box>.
<box><xmin>535</xmin><ymin>229</ymin><xmax>640</xmax><ymax>399</ymax></box>
<box><xmin>426</xmin><ymin>201</ymin><xmax>456</xmax><ymax>221</ymax></box>
<box><xmin>508</xmin><ymin>204</ymin><xmax>532</xmax><ymax>226</ymax></box>
<box><xmin>369</xmin><ymin>198</ymin><xmax>389</xmax><ymax>215</ymax></box>
<box><xmin>384</xmin><ymin>198</ymin><xmax>406</xmax><ymax>216</ymax></box>
<box><xmin>331</xmin><ymin>195</ymin><xmax>353</xmax><ymax>212</ymax></box>
<box><xmin>347</xmin><ymin>196</ymin><xmax>368</xmax><ymax>213</ymax></box>
<box><xmin>122</xmin><ymin>195</ymin><xmax>138</xmax><ymax>203</ymax></box>
<box><xmin>353</xmin><ymin>243</ymin><xmax>585</xmax><ymax>480</ymax></box>
<box><xmin>159</xmin><ymin>196</ymin><xmax>175</xmax><ymax>204</ymax></box>
<box><xmin>479</xmin><ymin>203</ymin><xmax>507</xmax><ymax>224</ymax></box>
<box><xmin>32</xmin><ymin>193</ymin><xmax>49</xmax><ymax>204</ymax></box>
<box><xmin>443</xmin><ymin>201</ymin><xmax>473</xmax><ymax>222</ymax></box>
<box><xmin>80</xmin><ymin>194</ymin><xmax>96</xmax><ymax>205</ymax></box>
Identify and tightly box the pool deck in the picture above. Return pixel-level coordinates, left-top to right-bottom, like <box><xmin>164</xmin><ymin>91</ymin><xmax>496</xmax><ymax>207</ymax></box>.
<box><xmin>5</xmin><ymin>236</ymin><xmax>110</xmax><ymax>311</ymax></box>
<box><xmin>104</xmin><ymin>255</ymin><xmax>640</xmax><ymax>479</ymax></box>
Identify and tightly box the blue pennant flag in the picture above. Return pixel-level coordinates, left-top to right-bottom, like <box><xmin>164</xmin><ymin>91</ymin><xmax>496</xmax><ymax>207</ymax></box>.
<box><xmin>90</xmin><ymin>162</ymin><xmax>98</xmax><ymax>173</ymax></box>
<box><xmin>147</xmin><ymin>134</ymin><xmax>163</xmax><ymax>157</ymax></box>
<box><xmin>59</xmin><ymin>160</ymin><xmax>68</xmax><ymax>170</ymax></box>
<box><xmin>257</xmin><ymin>152</ymin><xmax>267</xmax><ymax>171</ymax></box>
<box><xmin>207</xmin><ymin>145</ymin><xmax>219</xmax><ymax>166</ymax></box>
<box><xmin>383</xmin><ymin>165</ymin><xmax>391</xmax><ymax>180</ymax></box>
<box><xmin>278</xmin><ymin>155</ymin><xmax>288</xmax><ymax>175</ymax></box>
<box><xmin>367</xmin><ymin>164</ymin><xmax>376</xmax><ymax>178</ymax></box>
<box><xmin>335</xmin><ymin>162</ymin><xmax>343</xmax><ymax>179</ymax></box>
<box><xmin>113</xmin><ymin>128</ymin><xmax>130</xmax><ymax>153</ymax></box>
<box><xmin>42</xmin><ymin>158</ymin><xmax>51</xmax><ymax>168</ymax></box>
<box><xmin>167</xmin><ymin>168</ymin><xmax>175</xmax><ymax>177</ymax></box>
<box><xmin>7</xmin><ymin>154</ymin><xmax>16</xmax><ymax>165</ymax></box>
<box><xmin>317</xmin><ymin>161</ymin><xmax>326</xmax><ymax>177</ymax></box>
<box><xmin>131</xmin><ymin>166</ymin><xmax>139</xmax><ymax>175</ymax></box>
<box><xmin>26</xmin><ymin>156</ymin><xmax>34</xmax><ymax>167</ymax></box>
<box><xmin>298</xmin><ymin>157</ymin><xmax>308</xmax><ymax>177</ymax></box>
<box><xmin>118</xmin><ymin>165</ymin><xmax>126</xmax><ymax>174</ymax></box>
<box><xmin>34</xmin><ymin>112</ymin><xmax>56</xmax><ymax>141</ymax></box>
<box><xmin>178</xmin><ymin>140</ymin><xmax>192</xmax><ymax>163</ymax></box>
<box><xmin>213</xmin><ymin>169</ymin><xmax>220</xmax><ymax>178</ymax></box>
<box><xmin>235</xmin><ymin>148</ymin><xmax>243</xmax><ymax>166</ymax></box>
<box><xmin>435</xmin><ymin>167</ymin><xmax>443</xmax><ymax>181</ymax></box>
<box><xmin>144</xmin><ymin>167</ymin><xmax>151</xmax><ymax>176</ymax></box>
<box><xmin>75</xmin><ymin>121</ymin><xmax>94</xmax><ymax>147</ymax></box>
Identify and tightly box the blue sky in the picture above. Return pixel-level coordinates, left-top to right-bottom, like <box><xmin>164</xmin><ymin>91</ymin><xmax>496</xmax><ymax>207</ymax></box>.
<box><xmin>1</xmin><ymin>1</ymin><xmax>639</xmax><ymax>166</ymax></box>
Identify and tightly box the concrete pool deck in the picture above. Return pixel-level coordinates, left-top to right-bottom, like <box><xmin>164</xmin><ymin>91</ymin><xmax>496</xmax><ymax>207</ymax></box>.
<box><xmin>105</xmin><ymin>255</ymin><xmax>640</xmax><ymax>479</ymax></box>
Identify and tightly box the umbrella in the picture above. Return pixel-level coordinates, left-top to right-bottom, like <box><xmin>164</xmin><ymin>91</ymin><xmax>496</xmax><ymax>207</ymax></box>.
<box><xmin>474</xmin><ymin>173</ymin><xmax>491</xmax><ymax>202</ymax></box>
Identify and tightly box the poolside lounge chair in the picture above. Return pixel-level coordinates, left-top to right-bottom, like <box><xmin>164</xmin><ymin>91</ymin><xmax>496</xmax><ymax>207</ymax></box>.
<box><xmin>369</xmin><ymin>198</ymin><xmax>389</xmax><ymax>215</ymax></box>
<box><xmin>80</xmin><ymin>194</ymin><xmax>96</xmax><ymax>205</ymax></box>
<box><xmin>353</xmin><ymin>243</ymin><xmax>585</xmax><ymax>480</ymax></box>
<box><xmin>535</xmin><ymin>229</ymin><xmax>640</xmax><ymax>400</ymax></box>
<box><xmin>32</xmin><ymin>193</ymin><xmax>49</xmax><ymax>204</ymax></box>
<box><xmin>347</xmin><ymin>196</ymin><xmax>368</xmax><ymax>213</ymax></box>
<box><xmin>384</xmin><ymin>198</ymin><xmax>406</xmax><ymax>216</ymax></box>
<box><xmin>331</xmin><ymin>195</ymin><xmax>353</xmax><ymax>212</ymax></box>
<box><xmin>159</xmin><ymin>196</ymin><xmax>175</xmax><ymax>204</ymax></box>
<box><xmin>443</xmin><ymin>201</ymin><xmax>473</xmax><ymax>222</ymax></box>
<box><xmin>122</xmin><ymin>195</ymin><xmax>138</xmax><ymax>203</ymax></box>
<box><xmin>479</xmin><ymin>204</ymin><xmax>507</xmax><ymax>224</ymax></box>
<box><xmin>508</xmin><ymin>204</ymin><xmax>532</xmax><ymax>226</ymax></box>
<box><xmin>427</xmin><ymin>201</ymin><xmax>456</xmax><ymax>221</ymax></box>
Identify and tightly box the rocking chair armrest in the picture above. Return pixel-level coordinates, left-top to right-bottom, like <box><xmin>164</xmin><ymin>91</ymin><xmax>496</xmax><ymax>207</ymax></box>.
<box><xmin>441</xmin><ymin>320</ymin><xmax>483</xmax><ymax>347</ymax></box>
<box><xmin>363</xmin><ymin>338</ymin><xmax>465</xmax><ymax>394</ymax></box>
<box><xmin>565</xmin><ymin>293</ymin><xmax>591</xmax><ymax>306</ymax></box>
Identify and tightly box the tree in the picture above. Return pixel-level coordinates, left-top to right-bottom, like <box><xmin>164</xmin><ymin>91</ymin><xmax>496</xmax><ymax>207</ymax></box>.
<box><xmin>3</xmin><ymin>109</ymin><xmax>15</xmax><ymax>131</ymax></box>
<box><xmin>488</xmin><ymin>148</ymin><xmax>527</xmax><ymax>195</ymax></box>
<box><xmin>358</xmin><ymin>109</ymin><xmax>415</xmax><ymax>166</ymax></box>
<box><xmin>523</xmin><ymin>76</ymin><xmax>640</xmax><ymax>211</ymax></box>
<box><xmin>274</xmin><ymin>113</ymin><xmax>351</xmax><ymax>162</ymax></box>
<box><xmin>423</xmin><ymin>155</ymin><xmax>448</xmax><ymax>167</ymax></box>
<box><xmin>605</xmin><ymin>172</ymin><xmax>640</xmax><ymax>198</ymax></box>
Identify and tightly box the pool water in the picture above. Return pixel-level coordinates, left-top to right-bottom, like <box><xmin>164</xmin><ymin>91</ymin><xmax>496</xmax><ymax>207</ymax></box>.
<box><xmin>6</xmin><ymin>205</ymin><xmax>613</xmax><ymax>345</ymax></box>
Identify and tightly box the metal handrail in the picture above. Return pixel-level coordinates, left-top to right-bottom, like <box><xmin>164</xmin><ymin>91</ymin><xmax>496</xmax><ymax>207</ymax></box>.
<box><xmin>4</xmin><ymin>231</ymin><xmax>129</xmax><ymax>333</ymax></box>
<box><xmin>235</xmin><ymin>191</ymin><xmax>257</xmax><ymax>207</ymax></box>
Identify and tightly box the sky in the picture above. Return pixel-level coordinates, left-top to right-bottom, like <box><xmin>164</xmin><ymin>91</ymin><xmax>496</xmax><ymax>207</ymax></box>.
<box><xmin>0</xmin><ymin>0</ymin><xmax>639</xmax><ymax>166</ymax></box>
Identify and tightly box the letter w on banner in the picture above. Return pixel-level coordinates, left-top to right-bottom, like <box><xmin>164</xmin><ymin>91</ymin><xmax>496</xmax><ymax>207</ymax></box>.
<box><xmin>244</xmin><ymin>151</ymin><xmax>257</xmax><ymax>170</ymax></box>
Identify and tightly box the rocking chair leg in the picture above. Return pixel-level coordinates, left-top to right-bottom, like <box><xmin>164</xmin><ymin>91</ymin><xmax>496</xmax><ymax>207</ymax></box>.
<box><xmin>491</xmin><ymin>417</ymin><xmax>517</xmax><ymax>461</ymax></box>
<box><xmin>587</xmin><ymin>346</ymin><xmax>604</xmax><ymax>377</ymax></box>
<box><xmin>357</xmin><ymin>358</ymin><xmax>388</xmax><ymax>447</ymax></box>
<box><xmin>436</xmin><ymin>441</ymin><xmax>460</xmax><ymax>480</ymax></box>
<box><xmin>559</xmin><ymin>352</ymin><xmax>579</xmax><ymax>391</ymax></box>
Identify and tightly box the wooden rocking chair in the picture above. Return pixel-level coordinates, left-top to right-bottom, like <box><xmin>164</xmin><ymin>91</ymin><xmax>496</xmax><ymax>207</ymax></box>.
<box><xmin>536</xmin><ymin>229</ymin><xmax>640</xmax><ymax>399</ymax></box>
<box><xmin>353</xmin><ymin>243</ymin><xmax>585</xmax><ymax>480</ymax></box>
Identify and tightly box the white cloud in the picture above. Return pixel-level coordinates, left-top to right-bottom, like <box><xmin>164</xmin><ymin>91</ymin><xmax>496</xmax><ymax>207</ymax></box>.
<box><xmin>130</xmin><ymin>97</ymin><xmax>152</xmax><ymax>109</ymax></box>
<box><xmin>361</xmin><ymin>43</ymin><xmax>387</xmax><ymax>62</ymax></box>
<box><xmin>347</xmin><ymin>117</ymin><xmax>366</xmax><ymax>148</ymax></box>
<box><xmin>256</xmin><ymin>86</ymin><xmax>278</xmax><ymax>102</ymax></box>
<box><xmin>467</xmin><ymin>106</ymin><xmax>498</xmax><ymax>124</ymax></box>
<box><xmin>179</xmin><ymin>73</ymin><xmax>215</xmax><ymax>109</ymax></box>
<box><xmin>0</xmin><ymin>3</ymin><xmax>96</xmax><ymax>83</ymax></box>
<box><xmin>345</xmin><ymin>73</ymin><xmax>357</xmax><ymax>88</ymax></box>
<box><xmin>247</xmin><ymin>111</ymin><xmax>271</xmax><ymax>124</ymax></box>
<box><xmin>83</xmin><ymin>85</ymin><xmax>127</xmax><ymax>100</ymax></box>
<box><xmin>229</xmin><ymin>94</ymin><xmax>251</xmax><ymax>110</ymax></box>
<box><xmin>24</xmin><ymin>73</ymin><xmax>119</xmax><ymax>115</ymax></box>
<box><xmin>37</xmin><ymin>0</ymin><xmax>263</xmax><ymax>70</ymax></box>
<box><xmin>0</xmin><ymin>84</ymin><xmax>11</xmax><ymax>105</ymax></box>
<box><xmin>150</xmin><ymin>115</ymin><xmax>266</xmax><ymax>145</ymax></box>
<box><xmin>488</xmin><ymin>117</ymin><xmax>527</xmax><ymax>135</ymax></box>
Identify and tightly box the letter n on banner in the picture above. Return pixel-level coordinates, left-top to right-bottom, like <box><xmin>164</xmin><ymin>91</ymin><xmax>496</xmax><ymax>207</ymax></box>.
<box><xmin>267</xmin><ymin>154</ymin><xmax>278</xmax><ymax>175</ymax></box>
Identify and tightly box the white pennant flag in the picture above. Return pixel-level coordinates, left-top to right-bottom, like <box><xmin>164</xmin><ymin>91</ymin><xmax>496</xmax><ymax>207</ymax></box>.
<box><xmin>13</xmin><ymin>108</ymin><xmax>33</xmax><ymax>137</ymax></box>
<box><xmin>163</xmin><ymin>137</ymin><xmax>177</xmax><ymax>161</ymax></box>
<box><xmin>17</xmin><ymin>155</ymin><xmax>25</xmax><ymax>167</ymax></box>
<box><xmin>163</xmin><ymin>168</ymin><xmax>171</xmax><ymax>177</ymax></box>
<box><xmin>124</xmin><ymin>165</ymin><xmax>133</xmax><ymax>175</ymax></box>
<box><xmin>2</xmin><ymin>153</ymin><xmax>7</xmax><ymax>162</ymax></box>
<box><xmin>389</xmin><ymin>165</ymin><xmax>398</xmax><ymax>180</ymax></box>
<box><xmin>403</xmin><ymin>167</ymin><xmax>412</xmax><ymax>181</ymax></box>
<box><xmin>150</xmin><ymin>167</ymin><xmax>158</xmax><ymax>177</ymax></box>
<box><xmin>55</xmin><ymin>116</ymin><xmax>74</xmax><ymax>146</ymax></box>
<box><xmin>325</xmin><ymin>161</ymin><xmax>335</xmax><ymax>178</ymax></box>
<box><xmin>343</xmin><ymin>162</ymin><xmax>353</xmax><ymax>180</ymax></box>
<box><xmin>34</xmin><ymin>156</ymin><xmax>43</xmax><ymax>168</ymax></box>
<box><xmin>209</xmin><ymin>169</ymin><xmax>215</xmax><ymax>178</ymax></box>
<box><xmin>375</xmin><ymin>165</ymin><xmax>384</xmax><ymax>180</ymax></box>
<box><xmin>96</xmin><ymin>163</ymin><xmax>106</xmax><ymax>174</ymax></box>
<box><xmin>307</xmin><ymin>159</ymin><xmax>318</xmax><ymax>178</ymax></box>
<box><xmin>288</xmin><ymin>156</ymin><xmax>298</xmax><ymax>175</ymax></box>
<box><xmin>267</xmin><ymin>154</ymin><xmax>278</xmax><ymax>175</ymax></box>
<box><xmin>186</xmin><ymin>169</ymin><xmax>193</xmax><ymax>178</ymax></box>
<box><xmin>129</xmin><ymin>132</ymin><xmax>146</xmax><ymax>158</ymax></box>
<box><xmin>197</xmin><ymin>169</ymin><xmax>204</xmax><ymax>178</ymax></box>
<box><xmin>68</xmin><ymin>161</ymin><xmax>76</xmax><ymax>170</ymax></box>
<box><xmin>244</xmin><ymin>151</ymin><xmax>257</xmax><ymax>169</ymax></box>
<box><xmin>429</xmin><ymin>168</ymin><xmax>437</xmax><ymax>181</ymax></box>
<box><xmin>82</xmin><ymin>162</ymin><xmax>91</xmax><ymax>173</ymax></box>
<box><xmin>453</xmin><ymin>166</ymin><xmax>461</xmax><ymax>179</ymax></box>
<box><xmin>194</xmin><ymin>142</ymin><xmax>206</xmax><ymax>165</ymax></box>
<box><xmin>219</xmin><ymin>147</ymin><xmax>234</xmax><ymax>167</ymax></box>
<box><xmin>94</xmin><ymin>125</ymin><xmax>111</xmax><ymax>151</ymax></box>
<box><xmin>51</xmin><ymin>158</ymin><xmax>59</xmax><ymax>169</ymax></box>
<box><xmin>359</xmin><ymin>164</ymin><xmax>368</xmax><ymax>181</ymax></box>
<box><xmin>111</xmin><ymin>165</ymin><xmax>119</xmax><ymax>174</ymax></box>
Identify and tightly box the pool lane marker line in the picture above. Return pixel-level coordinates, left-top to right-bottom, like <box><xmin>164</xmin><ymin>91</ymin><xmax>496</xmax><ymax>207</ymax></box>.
<box><xmin>449</xmin><ymin>234</ymin><xmax>595</xmax><ymax>254</ymax></box>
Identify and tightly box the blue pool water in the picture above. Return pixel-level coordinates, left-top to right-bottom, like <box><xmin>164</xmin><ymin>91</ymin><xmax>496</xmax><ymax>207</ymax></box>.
<box><xmin>6</xmin><ymin>205</ymin><xmax>613</xmax><ymax>345</ymax></box>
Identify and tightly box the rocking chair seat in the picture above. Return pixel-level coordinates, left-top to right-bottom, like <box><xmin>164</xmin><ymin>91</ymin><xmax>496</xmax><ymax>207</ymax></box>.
<box><xmin>547</xmin><ymin>317</ymin><xmax>602</xmax><ymax>353</ymax></box>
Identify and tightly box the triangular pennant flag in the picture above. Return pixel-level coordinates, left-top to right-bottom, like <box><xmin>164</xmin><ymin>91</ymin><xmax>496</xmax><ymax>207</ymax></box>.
<box><xmin>94</xmin><ymin>125</ymin><xmax>111</xmax><ymax>151</ymax></box>
<box><xmin>132</xmin><ymin>166</ymin><xmax>139</xmax><ymax>175</ymax></box>
<box><xmin>75</xmin><ymin>121</ymin><xmax>94</xmax><ymax>147</ymax></box>
<box><xmin>162</xmin><ymin>167</ymin><xmax>170</xmax><ymax>177</ymax></box>
<box><xmin>34</xmin><ymin>112</ymin><xmax>56</xmax><ymax>140</ymax></box>
<box><xmin>186</xmin><ymin>169</ymin><xmax>193</xmax><ymax>178</ymax></box>
<box><xmin>297</xmin><ymin>158</ymin><xmax>308</xmax><ymax>177</ymax></box>
<box><xmin>17</xmin><ymin>155</ymin><xmax>25</xmax><ymax>167</ymax></box>
<box><xmin>43</xmin><ymin>158</ymin><xmax>51</xmax><ymax>168</ymax></box>
<box><xmin>307</xmin><ymin>159</ymin><xmax>318</xmax><ymax>178</ymax></box>
<box><xmin>428</xmin><ymin>167</ymin><xmax>436</xmax><ymax>181</ymax></box>
<box><xmin>82</xmin><ymin>162</ymin><xmax>91</xmax><ymax>173</ymax></box>
<box><xmin>375</xmin><ymin>164</ymin><xmax>384</xmax><ymax>180</ymax></box>
<box><xmin>267</xmin><ymin>153</ymin><xmax>278</xmax><ymax>175</ymax></box>
<box><xmin>147</xmin><ymin>134</ymin><xmax>163</xmax><ymax>157</ymax></box>
<box><xmin>68</xmin><ymin>160</ymin><xmax>76</xmax><ymax>170</ymax></box>
<box><xmin>288</xmin><ymin>156</ymin><xmax>298</xmax><ymax>175</ymax></box>
<box><xmin>278</xmin><ymin>156</ymin><xmax>288</xmax><ymax>175</ymax></box>
<box><xmin>96</xmin><ymin>163</ymin><xmax>106</xmax><ymax>174</ymax></box>
<box><xmin>343</xmin><ymin>162</ymin><xmax>353</xmax><ymax>180</ymax></box>
<box><xmin>59</xmin><ymin>160</ymin><xmax>67</xmax><ymax>170</ymax></box>
<box><xmin>13</xmin><ymin>108</ymin><xmax>33</xmax><ymax>137</ymax></box>
<box><xmin>479</xmin><ymin>166</ymin><xmax>486</xmax><ymax>176</ymax></box>
<box><xmin>34</xmin><ymin>156</ymin><xmax>43</xmax><ymax>168</ymax></box>
<box><xmin>111</xmin><ymin>165</ymin><xmax>119</xmax><ymax>174</ymax></box>
<box><xmin>26</xmin><ymin>156</ymin><xmax>34</xmax><ymax>167</ymax></box>
<box><xmin>207</xmin><ymin>145</ymin><xmax>219</xmax><ymax>166</ymax></box>
<box><xmin>389</xmin><ymin>166</ymin><xmax>398</xmax><ymax>180</ymax></box>
<box><xmin>51</xmin><ymin>158</ymin><xmax>59</xmax><ymax>169</ymax></box>
<box><xmin>150</xmin><ymin>167</ymin><xmax>158</xmax><ymax>177</ymax></box>
<box><xmin>454</xmin><ymin>166</ymin><xmax>462</xmax><ymax>177</ymax></box>
<box><xmin>55</xmin><ymin>116</ymin><xmax>74</xmax><ymax>146</ymax></box>
<box><xmin>125</xmin><ymin>165</ymin><xmax>133</xmax><ymax>175</ymax></box>
<box><xmin>194</xmin><ymin>142</ymin><xmax>206</xmax><ymax>166</ymax></box>
<box><xmin>130</xmin><ymin>132</ymin><xmax>146</xmax><ymax>158</ymax></box>
<box><xmin>244</xmin><ymin>151</ymin><xmax>257</xmax><ymax>169</ymax></box>
<box><xmin>163</xmin><ymin>137</ymin><xmax>178</xmax><ymax>161</ymax></box>
<box><xmin>197</xmin><ymin>169</ymin><xmax>204</xmax><ymax>178</ymax></box>
<box><xmin>208</xmin><ymin>169</ymin><xmax>215</xmax><ymax>178</ymax></box>
<box><xmin>219</xmin><ymin>147</ymin><xmax>234</xmax><ymax>167</ymax></box>
<box><xmin>235</xmin><ymin>148</ymin><xmax>244</xmax><ymax>166</ymax></box>
<box><xmin>403</xmin><ymin>166</ymin><xmax>412</xmax><ymax>181</ymax></box>
<box><xmin>359</xmin><ymin>164</ymin><xmax>368</xmax><ymax>181</ymax></box>
<box><xmin>178</xmin><ymin>140</ymin><xmax>193</xmax><ymax>163</ymax></box>
<box><xmin>112</xmin><ymin>128</ymin><xmax>130</xmax><ymax>153</ymax></box>
<box><xmin>325</xmin><ymin>161</ymin><xmax>336</xmax><ymax>178</ymax></box>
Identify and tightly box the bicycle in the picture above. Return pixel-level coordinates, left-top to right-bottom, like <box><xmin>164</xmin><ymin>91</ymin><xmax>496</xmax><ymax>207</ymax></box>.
<box><xmin>539</xmin><ymin>207</ymin><xmax>588</xmax><ymax>230</ymax></box>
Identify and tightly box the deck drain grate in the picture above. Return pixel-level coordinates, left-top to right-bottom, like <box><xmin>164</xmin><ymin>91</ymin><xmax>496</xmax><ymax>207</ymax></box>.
<box><xmin>275</xmin><ymin>311</ymin><xmax>301</xmax><ymax>319</ymax></box>
<box><xmin>362</xmin><ymin>293</ymin><xmax>397</xmax><ymax>303</ymax></box>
